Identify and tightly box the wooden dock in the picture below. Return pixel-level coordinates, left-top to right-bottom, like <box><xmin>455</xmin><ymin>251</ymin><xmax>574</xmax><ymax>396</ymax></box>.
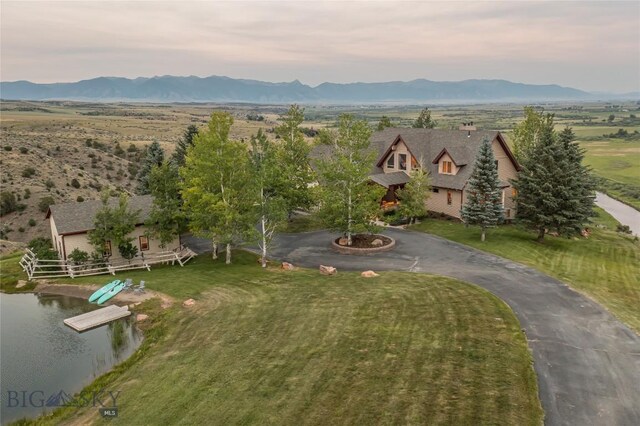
<box><xmin>64</xmin><ymin>305</ymin><xmax>131</xmax><ymax>332</ymax></box>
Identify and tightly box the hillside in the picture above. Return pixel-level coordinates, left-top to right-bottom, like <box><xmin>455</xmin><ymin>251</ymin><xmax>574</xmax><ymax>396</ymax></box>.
<box><xmin>0</xmin><ymin>76</ymin><xmax>594</xmax><ymax>103</ymax></box>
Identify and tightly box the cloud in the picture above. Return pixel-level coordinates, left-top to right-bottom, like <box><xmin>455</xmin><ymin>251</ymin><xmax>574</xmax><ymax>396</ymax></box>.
<box><xmin>1</xmin><ymin>1</ymin><xmax>638</xmax><ymax>92</ymax></box>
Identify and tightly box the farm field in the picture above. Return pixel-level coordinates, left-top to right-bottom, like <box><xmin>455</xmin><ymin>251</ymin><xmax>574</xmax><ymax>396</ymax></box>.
<box><xmin>2</xmin><ymin>251</ymin><xmax>542</xmax><ymax>425</ymax></box>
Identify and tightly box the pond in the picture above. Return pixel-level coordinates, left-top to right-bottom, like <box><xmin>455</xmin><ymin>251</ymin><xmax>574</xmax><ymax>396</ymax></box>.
<box><xmin>0</xmin><ymin>293</ymin><xmax>142</xmax><ymax>424</ymax></box>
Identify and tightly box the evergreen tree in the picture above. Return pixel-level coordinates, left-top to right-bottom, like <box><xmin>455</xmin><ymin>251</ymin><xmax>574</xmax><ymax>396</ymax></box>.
<box><xmin>377</xmin><ymin>116</ymin><xmax>393</xmax><ymax>131</ymax></box>
<box><xmin>316</xmin><ymin>114</ymin><xmax>385</xmax><ymax>245</ymax></box>
<box><xmin>249</xmin><ymin>129</ymin><xmax>288</xmax><ymax>267</ymax></box>
<box><xmin>274</xmin><ymin>105</ymin><xmax>314</xmax><ymax>216</ymax></box>
<box><xmin>412</xmin><ymin>107</ymin><xmax>437</xmax><ymax>129</ymax></box>
<box><xmin>137</xmin><ymin>141</ymin><xmax>165</xmax><ymax>194</ymax></box>
<box><xmin>397</xmin><ymin>166</ymin><xmax>431</xmax><ymax>224</ymax></box>
<box><xmin>171</xmin><ymin>124</ymin><xmax>198</xmax><ymax>168</ymax></box>
<box><xmin>512</xmin><ymin>123</ymin><xmax>595</xmax><ymax>242</ymax></box>
<box><xmin>180</xmin><ymin>112</ymin><xmax>254</xmax><ymax>264</ymax></box>
<box><xmin>460</xmin><ymin>137</ymin><xmax>504</xmax><ymax>241</ymax></box>
<box><xmin>145</xmin><ymin>161</ymin><xmax>187</xmax><ymax>248</ymax></box>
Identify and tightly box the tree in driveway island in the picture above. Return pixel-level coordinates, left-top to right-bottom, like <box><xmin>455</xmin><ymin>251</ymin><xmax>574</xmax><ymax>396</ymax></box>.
<box><xmin>180</xmin><ymin>112</ymin><xmax>255</xmax><ymax>264</ymax></box>
<box><xmin>316</xmin><ymin>114</ymin><xmax>385</xmax><ymax>246</ymax></box>
<box><xmin>460</xmin><ymin>137</ymin><xmax>504</xmax><ymax>241</ymax></box>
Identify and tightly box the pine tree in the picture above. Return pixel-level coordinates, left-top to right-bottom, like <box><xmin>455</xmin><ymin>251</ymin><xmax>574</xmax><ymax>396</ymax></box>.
<box><xmin>377</xmin><ymin>116</ymin><xmax>393</xmax><ymax>131</ymax></box>
<box><xmin>412</xmin><ymin>107</ymin><xmax>437</xmax><ymax>129</ymax></box>
<box><xmin>171</xmin><ymin>125</ymin><xmax>198</xmax><ymax>168</ymax></box>
<box><xmin>460</xmin><ymin>137</ymin><xmax>504</xmax><ymax>241</ymax></box>
<box><xmin>512</xmin><ymin>124</ymin><xmax>595</xmax><ymax>242</ymax></box>
<box><xmin>137</xmin><ymin>141</ymin><xmax>165</xmax><ymax>194</ymax></box>
<box><xmin>316</xmin><ymin>114</ymin><xmax>385</xmax><ymax>245</ymax></box>
<box><xmin>145</xmin><ymin>161</ymin><xmax>186</xmax><ymax>248</ymax></box>
<box><xmin>397</xmin><ymin>166</ymin><xmax>431</xmax><ymax>224</ymax></box>
<box><xmin>274</xmin><ymin>105</ymin><xmax>314</xmax><ymax>217</ymax></box>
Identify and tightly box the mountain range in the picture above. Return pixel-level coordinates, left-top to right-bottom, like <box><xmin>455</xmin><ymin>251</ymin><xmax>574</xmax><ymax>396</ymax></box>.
<box><xmin>1</xmin><ymin>75</ymin><xmax>636</xmax><ymax>103</ymax></box>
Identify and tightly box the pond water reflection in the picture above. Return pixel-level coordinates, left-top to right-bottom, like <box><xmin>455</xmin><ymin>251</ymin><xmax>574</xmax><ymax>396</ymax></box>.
<box><xmin>0</xmin><ymin>293</ymin><xmax>142</xmax><ymax>424</ymax></box>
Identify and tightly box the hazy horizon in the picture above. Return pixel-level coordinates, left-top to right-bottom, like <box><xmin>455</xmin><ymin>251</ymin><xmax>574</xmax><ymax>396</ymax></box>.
<box><xmin>1</xmin><ymin>1</ymin><xmax>638</xmax><ymax>93</ymax></box>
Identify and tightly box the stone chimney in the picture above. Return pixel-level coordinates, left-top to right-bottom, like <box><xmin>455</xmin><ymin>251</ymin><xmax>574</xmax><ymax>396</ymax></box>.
<box><xmin>458</xmin><ymin>122</ymin><xmax>476</xmax><ymax>131</ymax></box>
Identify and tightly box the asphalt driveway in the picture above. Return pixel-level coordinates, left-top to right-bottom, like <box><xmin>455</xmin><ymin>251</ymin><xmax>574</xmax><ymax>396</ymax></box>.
<box><xmin>183</xmin><ymin>229</ymin><xmax>640</xmax><ymax>425</ymax></box>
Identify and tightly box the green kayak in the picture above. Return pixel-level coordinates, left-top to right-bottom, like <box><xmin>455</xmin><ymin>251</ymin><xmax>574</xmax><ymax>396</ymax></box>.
<box><xmin>97</xmin><ymin>281</ymin><xmax>126</xmax><ymax>305</ymax></box>
<box><xmin>88</xmin><ymin>280</ymin><xmax>120</xmax><ymax>303</ymax></box>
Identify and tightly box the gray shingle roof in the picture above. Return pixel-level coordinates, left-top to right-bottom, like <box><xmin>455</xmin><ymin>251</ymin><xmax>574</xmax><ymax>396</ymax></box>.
<box><xmin>47</xmin><ymin>195</ymin><xmax>153</xmax><ymax>235</ymax></box>
<box><xmin>371</xmin><ymin>128</ymin><xmax>505</xmax><ymax>190</ymax></box>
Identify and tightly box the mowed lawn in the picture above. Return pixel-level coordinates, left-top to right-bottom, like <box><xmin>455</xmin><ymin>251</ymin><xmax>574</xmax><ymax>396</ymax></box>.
<box><xmin>411</xmin><ymin>208</ymin><xmax>640</xmax><ymax>333</ymax></box>
<box><xmin>13</xmin><ymin>252</ymin><xmax>543</xmax><ymax>425</ymax></box>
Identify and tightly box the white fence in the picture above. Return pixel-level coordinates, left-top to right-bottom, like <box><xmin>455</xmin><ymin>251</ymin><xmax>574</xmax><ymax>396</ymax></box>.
<box><xmin>20</xmin><ymin>246</ymin><xmax>197</xmax><ymax>280</ymax></box>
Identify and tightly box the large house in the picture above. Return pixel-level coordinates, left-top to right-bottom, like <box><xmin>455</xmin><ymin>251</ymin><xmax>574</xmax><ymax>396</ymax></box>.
<box><xmin>46</xmin><ymin>195</ymin><xmax>180</xmax><ymax>261</ymax></box>
<box><xmin>367</xmin><ymin>126</ymin><xmax>520</xmax><ymax>219</ymax></box>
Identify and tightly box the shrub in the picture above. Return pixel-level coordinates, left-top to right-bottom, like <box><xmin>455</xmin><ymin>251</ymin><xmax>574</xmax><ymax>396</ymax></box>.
<box><xmin>70</xmin><ymin>178</ymin><xmax>81</xmax><ymax>189</ymax></box>
<box><xmin>28</xmin><ymin>237</ymin><xmax>58</xmax><ymax>260</ymax></box>
<box><xmin>24</xmin><ymin>188</ymin><xmax>31</xmax><ymax>199</ymax></box>
<box><xmin>21</xmin><ymin>167</ymin><xmax>36</xmax><ymax>178</ymax></box>
<box><xmin>617</xmin><ymin>224</ymin><xmax>632</xmax><ymax>234</ymax></box>
<box><xmin>45</xmin><ymin>179</ymin><xmax>55</xmax><ymax>189</ymax></box>
<box><xmin>3</xmin><ymin>146</ymin><xmax>12</xmax><ymax>151</ymax></box>
<box><xmin>18</xmin><ymin>227</ymin><xmax>25</xmax><ymax>233</ymax></box>
<box><xmin>28</xmin><ymin>218</ymin><xmax>36</xmax><ymax>227</ymax></box>
<box><xmin>76</xmin><ymin>196</ymin><xmax>85</xmax><ymax>202</ymax></box>
<box><xmin>0</xmin><ymin>225</ymin><xmax>12</xmax><ymax>239</ymax></box>
<box><xmin>38</xmin><ymin>196</ymin><xmax>55</xmax><ymax>212</ymax></box>
<box><xmin>0</xmin><ymin>192</ymin><xmax>18</xmax><ymax>216</ymax></box>
<box><xmin>68</xmin><ymin>248</ymin><xmax>89</xmax><ymax>265</ymax></box>
<box><xmin>19</xmin><ymin>147</ymin><xmax>28</xmax><ymax>154</ymax></box>
<box><xmin>16</xmin><ymin>203</ymin><xmax>27</xmax><ymax>212</ymax></box>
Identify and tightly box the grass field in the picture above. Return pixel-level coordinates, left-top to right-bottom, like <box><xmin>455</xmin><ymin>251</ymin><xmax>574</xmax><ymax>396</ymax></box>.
<box><xmin>411</xmin><ymin>208</ymin><xmax>640</xmax><ymax>333</ymax></box>
<box><xmin>1</xmin><ymin>251</ymin><xmax>542</xmax><ymax>425</ymax></box>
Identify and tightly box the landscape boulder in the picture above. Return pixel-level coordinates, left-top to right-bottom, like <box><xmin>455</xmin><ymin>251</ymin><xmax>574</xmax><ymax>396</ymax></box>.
<box><xmin>361</xmin><ymin>270</ymin><xmax>379</xmax><ymax>278</ymax></box>
<box><xmin>371</xmin><ymin>238</ymin><xmax>384</xmax><ymax>247</ymax></box>
<box><xmin>136</xmin><ymin>314</ymin><xmax>149</xmax><ymax>322</ymax></box>
<box><xmin>281</xmin><ymin>262</ymin><xmax>295</xmax><ymax>271</ymax></box>
<box><xmin>319</xmin><ymin>265</ymin><xmax>337</xmax><ymax>275</ymax></box>
<box><xmin>183</xmin><ymin>298</ymin><xmax>196</xmax><ymax>307</ymax></box>
<box><xmin>16</xmin><ymin>280</ymin><xmax>27</xmax><ymax>289</ymax></box>
<box><xmin>338</xmin><ymin>237</ymin><xmax>349</xmax><ymax>246</ymax></box>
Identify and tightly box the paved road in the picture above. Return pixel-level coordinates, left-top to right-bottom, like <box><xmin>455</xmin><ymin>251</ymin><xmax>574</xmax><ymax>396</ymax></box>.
<box><xmin>183</xmin><ymin>230</ymin><xmax>640</xmax><ymax>425</ymax></box>
<box><xmin>596</xmin><ymin>192</ymin><xmax>640</xmax><ymax>236</ymax></box>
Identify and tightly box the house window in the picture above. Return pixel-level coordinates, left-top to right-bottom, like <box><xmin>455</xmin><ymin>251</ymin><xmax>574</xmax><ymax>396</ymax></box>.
<box><xmin>386</xmin><ymin>154</ymin><xmax>395</xmax><ymax>169</ymax></box>
<box><xmin>506</xmin><ymin>209</ymin><xmax>511</xmax><ymax>218</ymax></box>
<box><xmin>512</xmin><ymin>188</ymin><xmax>518</xmax><ymax>197</ymax></box>
<box><xmin>447</xmin><ymin>191</ymin><xmax>452</xmax><ymax>205</ymax></box>
<box><xmin>104</xmin><ymin>240</ymin><xmax>112</xmax><ymax>257</ymax></box>
<box><xmin>411</xmin><ymin>156</ymin><xmax>419</xmax><ymax>170</ymax></box>
<box><xmin>139</xmin><ymin>235</ymin><xmax>149</xmax><ymax>251</ymax></box>
<box><xmin>399</xmin><ymin>154</ymin><xmax>407</xmax><ymax>170</ymax></box>
<box><xmin>442</xmin><ymin>161</ymin><xmax>453</xmax><ymax>174</ymax></box>
<box><xmin>495</xmin><ymin>160</ymin><xmax>499</xmax><ymax>169</ymax></box>
<box><xmin>432</xmin><ymin>188</ymin><xmax>439</xmax><ymax>193</ymax></box>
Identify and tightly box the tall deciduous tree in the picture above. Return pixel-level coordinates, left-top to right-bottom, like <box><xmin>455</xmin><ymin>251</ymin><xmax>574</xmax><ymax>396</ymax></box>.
<box><xmin>137</xmin><ymin>141</ymin><xmax>165</xmax><ymax>194</ymax></box>
<box><xmin>316</xmin><ymin>114</ymin><xmax>385</xmax><ymax>245</ymax></box>
<box><xmin>377</xmin><ymin>116</ymin><xmax>393</xmax><ymax>131</ymax></box>
<box><xmin>460</xmin><ymin>137</ymin><xmax>504</xmax><ymax>241</ymax></box>
<box><xmin>249</xmin><ymin>129</ymin><xmax>287</xmax><ymax>268</ymax></box>
<box><xmin>412</xmin><ymin>107</ymin><xmax>437</xmax><ymax>129</ymax></box>
<box><xmin>171</xmin><ymin>124</ymin><xmax>199</xmax><ymax>168</ymax></box>
<box><xmin>511</xmin><ymin>106</ymin><xmax>554</xmax><ymax>162</ymax></box>
<box><xmin>88</xmin><ymin>191</ymin><xmax>140</xmax><ymax>258</ymax></box>
<box><xmin>180</xmin><ymin>112</ymin><xmax>254</xmax><ymax>264</ymax></box>
<box><xmin>145</xmin><ymin>161</ymin><xmax>186</xmax><ymax>249</ymax></box>
<box><xmin>397</xmin><ymin>165</ymin><xmax>431</xmax><ymax>224</ymax></box>
<box><xmin>274</xmin><ymin>105</ymin><xmax>314</xmax><ymax>216</ymax></box>
<box><xmin>512</xmin><ymin>121</ymin><xmax>595</xmax><ymax>242</ymax></box>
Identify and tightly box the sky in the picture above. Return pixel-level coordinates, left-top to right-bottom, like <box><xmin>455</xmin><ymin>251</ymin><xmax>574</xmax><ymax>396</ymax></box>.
<box><xmin>1</xmin><ymin>1</ymin><xmax>639</xmax><ymax>93</ymax></box>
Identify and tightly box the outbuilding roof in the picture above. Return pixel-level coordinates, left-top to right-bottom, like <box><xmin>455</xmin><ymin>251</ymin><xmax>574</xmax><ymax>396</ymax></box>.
<box><xmin>46</xmin><ymin>195</ymin><xmax>153</xmax><ymax>235</ymax></box>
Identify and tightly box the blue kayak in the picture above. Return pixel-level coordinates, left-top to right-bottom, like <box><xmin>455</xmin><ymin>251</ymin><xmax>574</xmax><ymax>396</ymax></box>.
<box><xmin>97</xmin><ymin>281</ymin><xmax>126</xmax><ymax>305</ymax></box>
<box><xmin>88</xmin><ymin>280</ymin><xmax>120</xmax><ymax>303</ymax></box>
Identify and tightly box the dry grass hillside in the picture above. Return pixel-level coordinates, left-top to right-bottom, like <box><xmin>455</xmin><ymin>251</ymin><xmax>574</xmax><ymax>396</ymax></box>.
<box><xmin>0</xmin><ymin>101</ymin><xmax>293</xmax><ymax>243</ymax></box>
